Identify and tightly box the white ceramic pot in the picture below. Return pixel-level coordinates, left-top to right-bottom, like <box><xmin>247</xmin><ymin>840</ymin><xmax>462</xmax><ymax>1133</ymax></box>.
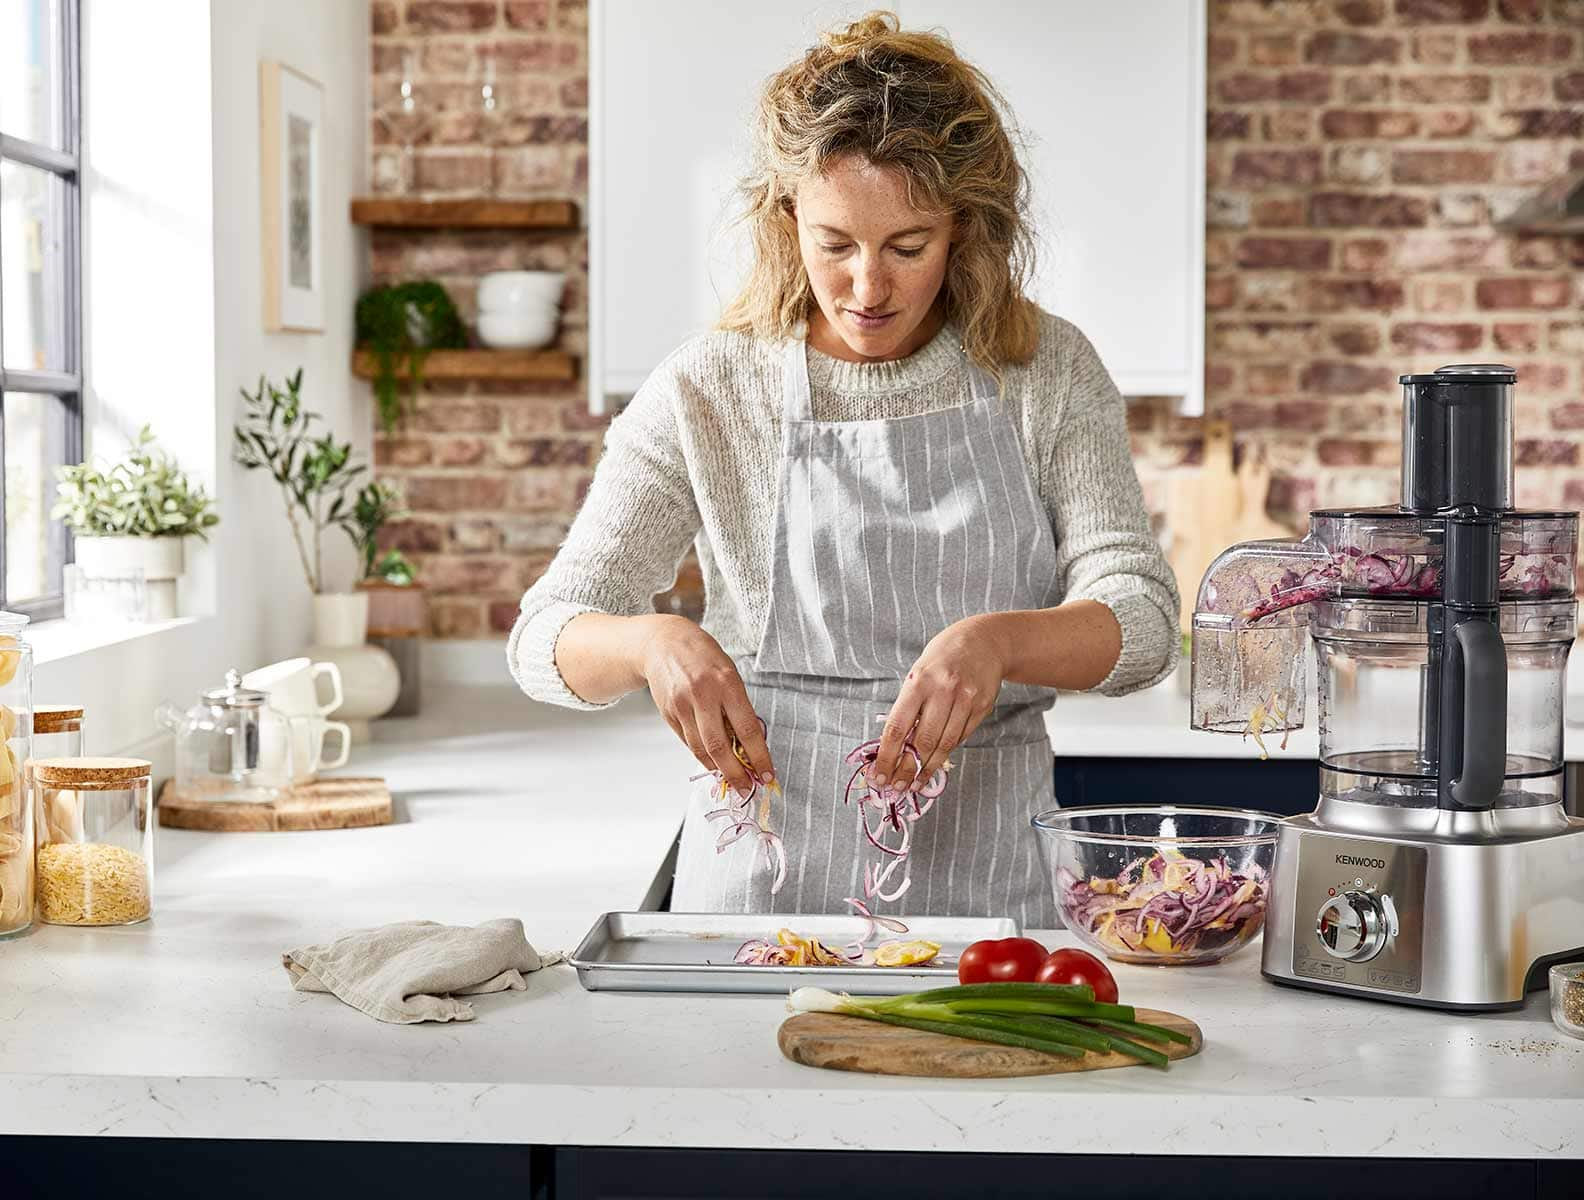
<box><xmin>72</xmin><ymin>536</ymin><xmax>184</xmax><ymax>619</ymax></box>
<box><xmin>304</xmin><ymin>593</ymin><xmax>400</xmax><ymax>742</ymax></box>
<box><xmin>477</xmin><ymin>309</ymin><xmax>558</xmax><ymax>349</ymax></box>
<box><xmin>477</xmin><ymin>270</ymin><xmax>565</xmax><ymax>311</ymax></box>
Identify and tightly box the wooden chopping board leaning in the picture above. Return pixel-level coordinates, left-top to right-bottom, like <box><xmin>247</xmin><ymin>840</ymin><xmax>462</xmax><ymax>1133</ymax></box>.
<box><xmin>1166</xmin><ymin>420</ymin><xmax>1294</xmax><ymax>633</ymax></box>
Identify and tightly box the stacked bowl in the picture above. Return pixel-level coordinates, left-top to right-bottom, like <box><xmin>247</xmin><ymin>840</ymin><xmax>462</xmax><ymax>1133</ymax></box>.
<box><xmin>476</xmin><ymin>270</ymin><xmax>565</xmax><ymax>349</ymax></box>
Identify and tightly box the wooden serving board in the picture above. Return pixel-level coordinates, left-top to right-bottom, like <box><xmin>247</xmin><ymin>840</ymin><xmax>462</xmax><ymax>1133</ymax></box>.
<box><xmin>157</xmin><ymin>777</ymin><xmax>393</xmax><ymax>832</ymax></box>
<box><xmin>1167</xmin><ymin>420</ymin><xmax>1293</xmax><ymax>632</ymax></box>
<box><xmin>779</xmin><ymin>1009</ymin><xmax>1201</xmax><ymax>1077</ymax></box>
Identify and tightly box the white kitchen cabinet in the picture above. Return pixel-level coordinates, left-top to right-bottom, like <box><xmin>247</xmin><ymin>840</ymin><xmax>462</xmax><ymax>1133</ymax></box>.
<box><xmin>589</xmin><ymin>0</ymin><xmax>1205</xmax><ymax>414</ymax></box>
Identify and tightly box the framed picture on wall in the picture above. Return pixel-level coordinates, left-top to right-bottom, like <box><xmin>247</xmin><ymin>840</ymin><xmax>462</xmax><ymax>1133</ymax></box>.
<box><xmin>260</xmin><ymin>61</ymin><xmax>324</xmax><ymax>333</ymax></box>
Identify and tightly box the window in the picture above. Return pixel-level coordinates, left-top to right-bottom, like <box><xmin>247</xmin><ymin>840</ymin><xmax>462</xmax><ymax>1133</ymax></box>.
<box><xmin>1</xmin><ymin>0</ymin><xmax>82</xmax><ymax>619</ymax></box>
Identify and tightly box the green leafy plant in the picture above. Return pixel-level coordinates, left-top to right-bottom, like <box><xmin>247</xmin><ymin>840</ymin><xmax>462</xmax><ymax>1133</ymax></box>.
<box><xmin>233</xmin><ymin>370</ymin><xmax>368</xmax><ymax>594</ymax></box>
<box><xmin>52</xmin><ymin>426</ymin><xmax>219</xmax><ymax>539</ymax></box>
<box><xmin>354</xmin><ymin>280</ymin><xmax>467</xmax><ymax>434</ymax></box>
<box><xmin>348</xmin><ymin>479</ymin><xmax>417</xmax><ymax>585</ymax></box>
<box><xmin>371</xmin><ymin>548</ymin><xmax>417</xmax><ymax>586</ymax></box>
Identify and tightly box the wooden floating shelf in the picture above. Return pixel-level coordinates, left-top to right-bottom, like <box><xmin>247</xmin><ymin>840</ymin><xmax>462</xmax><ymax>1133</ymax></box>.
<box><xmin>350</xmin><ymin>197</ymin><xmax>579</xmax><ymax>230</ymax></box>
<box><xmin>352</xmin><ymin>348</ymin><xmax>579</xmax><ymax>383</ymax></box>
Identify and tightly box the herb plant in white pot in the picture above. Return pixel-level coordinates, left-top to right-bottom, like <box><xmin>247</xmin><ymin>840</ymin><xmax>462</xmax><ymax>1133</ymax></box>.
<box><xmin>53</xmin><ymin>427</ymin><xmax>219</xmax><ymax>619</ymax></box>
<box><xmin>234</xmin><ymin>371</ymin><xmax>399</xmax><ymax>741</ymax></box>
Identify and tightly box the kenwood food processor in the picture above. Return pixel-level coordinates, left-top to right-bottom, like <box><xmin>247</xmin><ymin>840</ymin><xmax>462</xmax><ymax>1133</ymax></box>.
<box><xmin>1191</xmin><ymin>364</ymin><xmax>1584</xmax><ymax>1010</ymax></box>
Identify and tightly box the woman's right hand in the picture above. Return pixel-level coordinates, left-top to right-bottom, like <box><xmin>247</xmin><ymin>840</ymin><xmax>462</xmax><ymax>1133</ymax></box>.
<box><xmin>640</xmin><ymin>615</ymin><xmax>774</xmax><ymax>797</ymax></box>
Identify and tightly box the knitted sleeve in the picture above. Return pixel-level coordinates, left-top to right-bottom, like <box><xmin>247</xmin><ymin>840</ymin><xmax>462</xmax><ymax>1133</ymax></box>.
<box><xmin>1038</xmin><ymin>319</ymin><xmax>1181</xmax><ymax>696</ymax></box>
<box><xmin>507</xmin><ymin>359</ymin><xmax>703</xmax><ymax>709</ymax></box>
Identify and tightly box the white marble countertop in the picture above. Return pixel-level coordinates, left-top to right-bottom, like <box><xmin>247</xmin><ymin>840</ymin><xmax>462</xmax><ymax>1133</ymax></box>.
<box><xmin>1</xmin><ymin>685</ymin><xmax>1581</xmax><ymax>1156</ymax></box>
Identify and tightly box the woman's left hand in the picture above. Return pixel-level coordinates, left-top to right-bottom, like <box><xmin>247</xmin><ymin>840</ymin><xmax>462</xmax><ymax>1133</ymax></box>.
<box><xmin>868</xmin><ymin>615</ymin><xmax>1008</xmax><ymax>792</ymax></box>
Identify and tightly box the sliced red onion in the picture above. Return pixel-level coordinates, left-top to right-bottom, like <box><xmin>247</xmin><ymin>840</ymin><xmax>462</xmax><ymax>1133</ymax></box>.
<box><xmin>760</xmin><ymin>830</ymin><xmax>787</xmax><ymax>893</ymax></box>
<box><xmin>714</xmin><ymin>820</ymin><xmax>758</xmax><ymax>852</ymax></box>
<box><xmin>697</xmin><ymin>716</ymin><xmax>785</xmax><ymax>895</ymax></box>
<box><xmin>844</xmin><ymin>731</ymin><xmax>951</xmax><ymax>911</ymax></box>
<box><xmin>843</xmin><ymin>897</ymin><xmax>909</xmax><ymax>944</ymax></box>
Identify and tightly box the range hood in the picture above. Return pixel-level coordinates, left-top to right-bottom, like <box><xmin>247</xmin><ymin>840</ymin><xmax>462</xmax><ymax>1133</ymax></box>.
<box><xmin>1495</xmin><ymin>168</ymin><xmax>1584</xmax><ymax>234</ymax></box>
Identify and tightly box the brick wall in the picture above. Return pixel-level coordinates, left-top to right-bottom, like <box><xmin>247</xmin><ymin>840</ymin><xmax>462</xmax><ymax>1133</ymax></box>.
<box><xmin>1134</xmin><ymin>0</ymin><xmax>1584</xmax><ymax>534</ymax></box>
<box><xmin>368</xmin><ymin>0</ymin><xmax>1584</xmax><ymax>639</ymax></box>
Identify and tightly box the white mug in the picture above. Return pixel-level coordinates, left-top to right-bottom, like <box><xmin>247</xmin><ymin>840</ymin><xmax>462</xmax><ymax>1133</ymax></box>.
<box><xmin>255</xmin><ymin>708</ymin><xmax>351</xmax><ymax>785</ymax></box>
<box><xmin>243</xmin><ymin>657</ymin><xmax>343</xmax><ymax>718</ymax></box>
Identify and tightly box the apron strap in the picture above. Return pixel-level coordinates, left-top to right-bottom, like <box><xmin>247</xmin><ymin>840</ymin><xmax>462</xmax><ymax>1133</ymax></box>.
<box><xmin>966</xmin><ymin>361</ymin><xmax>1000</xmax><ymax>406</ymax></box>
<box><xmin>782</xmin><ymin>337</ymin><xmax>813</xmax><ymax>423</ymax></box>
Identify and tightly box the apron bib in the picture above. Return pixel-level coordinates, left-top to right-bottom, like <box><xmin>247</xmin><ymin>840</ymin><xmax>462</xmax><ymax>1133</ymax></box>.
<box><xmin>671</xmin><ymin>337</ymin><xmax>1061</xmax><ymax>927</ymax></box>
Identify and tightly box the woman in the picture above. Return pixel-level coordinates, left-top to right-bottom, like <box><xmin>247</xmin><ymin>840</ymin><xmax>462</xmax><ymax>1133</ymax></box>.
<box><xmin>509</xmin><ymin>13</ymin><xmax>1178</xmax><ymax>927</ymax></box>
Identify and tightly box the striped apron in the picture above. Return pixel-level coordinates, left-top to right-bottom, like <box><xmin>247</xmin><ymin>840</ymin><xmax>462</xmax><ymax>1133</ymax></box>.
<box><xmin>671</xmin><ymin>337</ymin><xmax>1060</xmax><ymax>927</ymax></box>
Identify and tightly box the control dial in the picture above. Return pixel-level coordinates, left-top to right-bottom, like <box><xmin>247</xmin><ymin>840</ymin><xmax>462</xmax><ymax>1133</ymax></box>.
<box><xmin>1316</xmin><ymin>891</ymin><xmax>1388</xmax><ymax>962</ymax></box>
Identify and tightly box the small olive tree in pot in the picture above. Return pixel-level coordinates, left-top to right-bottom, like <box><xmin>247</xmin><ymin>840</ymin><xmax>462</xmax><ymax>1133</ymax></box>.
<box><xmin>233</xmin><ymin>369</ymin><xmax>405</xmax><ymax>739</ymax></box>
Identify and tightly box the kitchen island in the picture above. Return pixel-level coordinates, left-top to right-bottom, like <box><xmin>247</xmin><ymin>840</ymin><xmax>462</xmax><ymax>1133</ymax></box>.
<box><xmin>0</xmin><ymin>687</ymin><xmax>1579</xmax><ymax>1198</ymax></box>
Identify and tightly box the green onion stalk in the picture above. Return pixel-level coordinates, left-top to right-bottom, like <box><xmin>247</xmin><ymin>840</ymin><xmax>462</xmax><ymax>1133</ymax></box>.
<box><xmin>787</xmin><ymin>982</ymin><xmax>1191</xmax><ymax>1069</ymax></box>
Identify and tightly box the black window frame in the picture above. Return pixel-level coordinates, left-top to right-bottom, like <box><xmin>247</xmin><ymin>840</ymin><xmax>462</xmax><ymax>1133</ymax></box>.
<box><xmin>0</xmin><ymin>0</ymin><xmax>84</xmax><ymax>621</ymax></box>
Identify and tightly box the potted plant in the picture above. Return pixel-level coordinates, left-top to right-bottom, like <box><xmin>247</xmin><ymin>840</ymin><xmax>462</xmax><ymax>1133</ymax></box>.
<box><xmin>354</xmin><ymin>281</ymin><xmax>467</xmax><ymax>434</ymax></box>
<box><xmin>349</xmin><ymin>479</ymin><xmax>426</xmax><ymax>638</ymax></box>
<box><xmin>233</xmin><ymin>370</ymin><xmax>399</xmax><ymax>739</ymax></box>
<box><xmin>52</xmin><ymin>427</ymin><xmax>219</xmax><ymax>619</ymax></box>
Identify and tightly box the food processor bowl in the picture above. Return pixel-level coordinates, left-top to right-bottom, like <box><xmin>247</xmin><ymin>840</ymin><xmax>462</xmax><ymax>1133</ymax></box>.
<box><xmin>1312</xmin><ymin>596</ymin><xmax>1574</xmax><ymax>831</ymax></box>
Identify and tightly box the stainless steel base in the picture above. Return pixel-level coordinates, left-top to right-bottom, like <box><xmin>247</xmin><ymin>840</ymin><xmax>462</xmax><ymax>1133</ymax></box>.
<box><xmin>1261</xmin><ymin>801</ymin><xmax>1584</xmax><ymax>1009</ymax></box>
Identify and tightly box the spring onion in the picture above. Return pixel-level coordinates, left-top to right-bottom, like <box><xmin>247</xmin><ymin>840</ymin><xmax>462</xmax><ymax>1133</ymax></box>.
<box><xmin>788</xmin><ymin>982</ymin><xmax>1186</xmax><ymax>1069</ymax></box>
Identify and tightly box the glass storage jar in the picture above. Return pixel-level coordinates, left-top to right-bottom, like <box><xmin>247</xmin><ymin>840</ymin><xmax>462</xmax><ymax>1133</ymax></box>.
<box><xmin>30</xmin><ymin>706</ymin><xmax>86</xmax><ymax>845</ymax></box>
<box><xmin>0</xmin><ymin>612</ymin><xmax>35</xmax><ymax>937</ymax></box>
<box><xmin>33</xmin><ymin>757</ymin><xmax>153</xmax><ymax>926</ymax></box>
<box><xmin>32</xmin><ymin>705</ymin><xmax>84</xmax><ymax>758</ymax></box>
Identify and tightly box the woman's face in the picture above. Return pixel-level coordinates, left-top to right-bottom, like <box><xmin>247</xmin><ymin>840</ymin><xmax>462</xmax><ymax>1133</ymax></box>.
<box><xmin>794</xmin><ymin>155</ymin><xmax>952</xmax><ymax>363</ymax></box>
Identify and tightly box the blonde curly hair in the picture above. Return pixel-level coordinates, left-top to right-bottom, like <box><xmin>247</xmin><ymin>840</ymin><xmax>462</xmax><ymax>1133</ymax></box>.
<box><xmin>718</xmin><ymin>10</ymin><xmax>1040</xmax><ymax>375</ymax></box>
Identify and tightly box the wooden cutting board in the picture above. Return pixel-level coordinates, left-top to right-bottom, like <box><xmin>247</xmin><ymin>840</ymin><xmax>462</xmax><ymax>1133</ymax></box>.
<box><xmin>157</xmin><ymin>776</ymin><xmax>393</xmax><ymax>832</ymax></box>
<box><xmin>779</xmin><ymin>1009</ymin><xmax>1202</xmax><ymax>1077</ymax></box>
<box><xmin>1167</xmin><ymin>420</ymin><xmax>1293</xmax><ymax>631</ymax></box>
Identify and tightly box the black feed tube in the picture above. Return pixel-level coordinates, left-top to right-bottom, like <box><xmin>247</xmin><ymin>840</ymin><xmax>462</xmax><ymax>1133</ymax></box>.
<box><xmin>1437</xmin><ymin>512</ymin><xmax>1503</xmax><ymax>812</ymax></box>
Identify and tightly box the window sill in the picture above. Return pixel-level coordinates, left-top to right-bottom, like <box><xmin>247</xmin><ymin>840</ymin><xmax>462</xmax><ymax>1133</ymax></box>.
<box><xmin>27</xmin><ymin>615</ymin><xmax>208</xmax><ymax>666</ymax></box>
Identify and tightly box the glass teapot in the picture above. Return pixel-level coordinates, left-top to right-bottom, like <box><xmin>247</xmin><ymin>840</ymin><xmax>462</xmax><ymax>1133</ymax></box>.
<box><xmin>157</xmin><ymin>668</ymin><xmax>291</xmax><ymax>803</ymax></box>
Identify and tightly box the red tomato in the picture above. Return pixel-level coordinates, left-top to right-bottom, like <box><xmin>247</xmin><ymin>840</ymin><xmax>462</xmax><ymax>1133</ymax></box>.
<box><xmin>1035</xmin><ymin>947</ymin><xmax>1119</xmax><ymax>1003</ymax></box>
<box><xmin>957</xmin><ymin>937</ymin><xmax>1049</xmax><ymax>985</ymax></box>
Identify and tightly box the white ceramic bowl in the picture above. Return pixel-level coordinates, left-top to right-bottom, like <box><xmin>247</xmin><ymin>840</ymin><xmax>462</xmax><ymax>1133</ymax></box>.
<box><xmin>478</xmin><ymin>270</ymin><xmax>565</xmax><ymax>312</ymax></box>
<box><xmin>480</xmin><ymin>296</ymin><xmax>559</xmax><ymax>324</ymax></box>
<box><xmin>477</xmin><ymin>309</ymin><xmax>558</xmax><ymax>349</ymax></box>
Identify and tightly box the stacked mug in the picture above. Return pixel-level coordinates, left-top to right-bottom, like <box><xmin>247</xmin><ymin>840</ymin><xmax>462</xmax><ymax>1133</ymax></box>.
<box><xmin>242</xmin><ymin>658</ymin><xmax>352</xmax><ymax>788</ymax></box>
<box><xmin>476</xmin><ymin>270</ymin><xmax>566</xmax><ymax>349</ymax></box>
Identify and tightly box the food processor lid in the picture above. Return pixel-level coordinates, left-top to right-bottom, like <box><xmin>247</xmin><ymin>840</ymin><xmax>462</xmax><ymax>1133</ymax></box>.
<box><xmin>1398</xmin><ymin>363</ymin><xmax>1517</xmax><ymax>384</ymax></box>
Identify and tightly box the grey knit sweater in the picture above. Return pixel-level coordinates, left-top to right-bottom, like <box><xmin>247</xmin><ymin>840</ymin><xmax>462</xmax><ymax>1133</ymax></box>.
<box><xmin>508</xmin><ymin>310</ymin><xmax>1180</xmax><ymax>709</ymax></box>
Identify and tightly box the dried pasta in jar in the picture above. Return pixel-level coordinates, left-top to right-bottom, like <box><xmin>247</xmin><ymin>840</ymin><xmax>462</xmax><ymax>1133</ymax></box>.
<box><xmin>32</xmin><ymin>757</ymin><xmax>153</xmax><ymax>928</ymax></box>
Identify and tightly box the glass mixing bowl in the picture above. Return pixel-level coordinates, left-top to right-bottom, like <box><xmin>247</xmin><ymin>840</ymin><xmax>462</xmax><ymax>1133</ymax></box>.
<box><xmin>1032</xmin><ymin>806</ymin><xmax>1283</xmax><ymax>966</ymax></box>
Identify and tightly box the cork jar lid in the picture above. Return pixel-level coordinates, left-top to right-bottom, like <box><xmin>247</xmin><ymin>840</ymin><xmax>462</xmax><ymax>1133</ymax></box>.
<box><xmin>33</xmin><ymin>756</ymin><xmax>151</xmax><ymax>788</ymax></box>
<box><xmin>34</xmin><ymin>705</ymin><xmax>84</xmax><ymax>733</ymax></box>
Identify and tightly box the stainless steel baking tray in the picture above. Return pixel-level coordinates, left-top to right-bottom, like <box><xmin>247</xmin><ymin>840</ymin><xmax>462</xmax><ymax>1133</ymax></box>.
<box><xmin>570</xmin><ymin>911</ymin><xmax>1020</xmax><ymax>995</ymax></box>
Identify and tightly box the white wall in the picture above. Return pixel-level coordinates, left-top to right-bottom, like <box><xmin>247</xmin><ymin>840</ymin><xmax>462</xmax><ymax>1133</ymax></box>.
<box><xmin>41</xmin><ymin>0</ymin><xmax>369</xmax><ymax>756</ymax></box>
